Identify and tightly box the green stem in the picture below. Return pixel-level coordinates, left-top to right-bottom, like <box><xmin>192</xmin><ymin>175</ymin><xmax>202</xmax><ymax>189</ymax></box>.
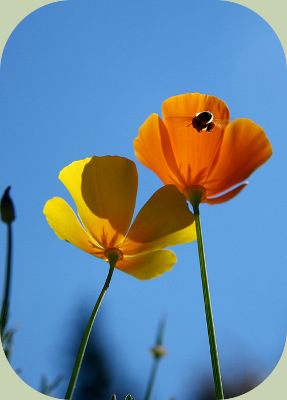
<box><xmin>193</xmin><ymin>204</ymin><xmax>224</xmax><ymax>400</ymax></box>
<box><xmin>144</xmin><ymin>357</ymin><xmax>160</xmax><ymax>400</ymax></box>
<box><xmin>1</xmin><ymin>223</ymin><xmax>12</xmax><ymax>339</ymax></box>
<box><xmin>65</xmin><ymin>254</ymin><xmax>117</xmax><ymax>400</ymax></box>
<box><xmin>144</xmin><ymin>316</ymin><xmax>167</xmax><ymax>400</ymax></box>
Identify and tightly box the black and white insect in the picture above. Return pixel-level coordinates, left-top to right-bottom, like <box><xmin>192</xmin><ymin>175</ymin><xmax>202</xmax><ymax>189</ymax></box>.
<box><xmin>167</xmin><ymin>111</ymin><xmax>231</xmax><ymax>132</ymax></box>
<box><xmin>188</xmin><ymin>111</ymin><xmax>230</xmax><ymax>132</ymax></box>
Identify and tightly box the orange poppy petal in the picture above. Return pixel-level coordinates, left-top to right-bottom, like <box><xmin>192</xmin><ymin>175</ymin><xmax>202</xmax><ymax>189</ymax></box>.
<box><xmin>59</xmin><ymin>156</ymin><xmax>138</xmax><ymax>249</ymax></box>
<box><xmin>43</xmin><ymin>197</ymin><xmax>104</xmax><ymax>257</ymax></box>
<box><xmin>204</xmin><ymin>183</ymin><xmax>248</xmax><ymax>205</ymax></box>
<box><xmin>162</xmin><ymin>93</ymin><xmax>230</xmax><ymax>187</ymax></box>
<box><xmin>121</xmin><ymin>185</ymin><xmax>196</xmax><ymax>255</ymax></box>
<box><xmin>134</xmin><ymin>114</ymin><xmax>185</xmax><ymax>189</ymax></box>
<box><xmin>116</xmin><ymin>250</ymin><xmax>177</xmax><ymax>280</ymax></box>
<box><xmin>205</xmin><ymin>119</ymin><xmax>273</xmax><ymax>197</ymax></box>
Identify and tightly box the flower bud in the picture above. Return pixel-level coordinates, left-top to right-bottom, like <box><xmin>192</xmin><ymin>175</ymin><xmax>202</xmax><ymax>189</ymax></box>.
<box><xmin>149</xmin><ymin>344</ymin><xmax>167</xmax><ymax>359</ymax></box>
<box><xmin>1</xmin><ymin>187</ymin><xmax>15</xmax><ymax>224</ymax></box>
<box><xmin>125</xmin><ymin>395</ymin><xmax>135</xmax><ymax>400</ymax></box>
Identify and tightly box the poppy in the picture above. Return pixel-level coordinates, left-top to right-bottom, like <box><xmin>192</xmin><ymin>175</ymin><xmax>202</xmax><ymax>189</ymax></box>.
<box><xmin>44</xmin><ymin>155</ymin><xmax>196</xmax><ymax>279</ymax></box>
<box><xmin>134</xmin><ymin>93</ymin><xmax>272</xmax><ymax>205</ymax></box>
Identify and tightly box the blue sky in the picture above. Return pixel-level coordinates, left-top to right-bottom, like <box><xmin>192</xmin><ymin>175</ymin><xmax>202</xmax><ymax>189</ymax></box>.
<box><xmin>0</xmin><ymin>0</ymin><xmax>286</xmax><ymax>399</ymax></box>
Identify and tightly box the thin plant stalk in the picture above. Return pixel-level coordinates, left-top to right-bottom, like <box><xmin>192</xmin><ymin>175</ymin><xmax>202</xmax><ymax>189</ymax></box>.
<box><xmin>193</xmin><ymin>203</ymin><xmax>224</xmax><ymax>400</ymax></box>
<box><xmin>0</xmin><ymin>223</ymin><xmax>12</xmax><ymax>339</ymax></box>
<box><xmin>65</xmin><ymin>252</ymin><xmax>118</xmax><ymax>400</ymax></box>
<box><xmin>144</xmin><ymin>357</ymin><xmax>160</xmax><ymax>400</ymax></box>
<box><xmin>144</xmin><ymin>316</ymin><xmax>167</xmax><ymax>400</ymax></box>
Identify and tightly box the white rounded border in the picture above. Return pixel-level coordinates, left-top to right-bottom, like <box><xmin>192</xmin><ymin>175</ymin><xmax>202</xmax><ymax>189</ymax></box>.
<box><xmin>0</xmin><ymin>0</ymin><xmax>286</xmax><ymax>398</ymax></box>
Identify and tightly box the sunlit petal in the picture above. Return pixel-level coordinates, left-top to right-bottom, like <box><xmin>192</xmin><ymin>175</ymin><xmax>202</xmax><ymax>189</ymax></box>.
<box><xmin>205</xmin><ymin>119</ymin><xmax>273</xmax><ymax>197</ymax></box>
<box><xmin>204</xmin><ymin>183</ymin><xmax>248</xmax><ymax>205</ymax></box>
<box><xmin>162</xmin><ymin>93</ymin><xmax>230</xmax><ymax>186</ymax></box>
<box><xmin>116</xmin><ymin>250</ymin><xmax>177</xmax><ymax>280</ymax></box>
<box><xmin>134</xmin><ymin>114</ymin><xmax>185</xmax><ymax>189</ymax></box>
<box><xmin>43</xmin><ymin>197</ymin><xmax>104</xmax><ymax>257</ymax></box>
<box><xmin>59</xmin><ymin>156</ymin><xmax>138</xmax><ymax>249</ymax></box>
<box><xmin>121</xmin><ymin>185</ymin><xmax>196</xmax><ymax>255</ymax></box>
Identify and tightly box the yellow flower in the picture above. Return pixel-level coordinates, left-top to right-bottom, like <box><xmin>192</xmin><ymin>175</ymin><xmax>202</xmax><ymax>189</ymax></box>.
<box><xmin>134</xmin><ymin>93</ymin><xmax>272</xmax><ymax>204</ymax></box>
<box><xmin>44</xmin><ymin>156</ymin><xmax>196</xmax><ymax>280</ymax></box>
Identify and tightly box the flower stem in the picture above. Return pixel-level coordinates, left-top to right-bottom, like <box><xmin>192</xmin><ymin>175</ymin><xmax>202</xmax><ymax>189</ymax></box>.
<box><xmin>144</xmin><ymin>316</ymin><xmax>167</xmax><ymax>400</ymax></box>
<box><xmin>0</xmin><ymin>223</ymin><xmax>12</xmax><ymax>340</ymax></box>
<box><xmin>193</xmin><ymin>204</ymin><xmax>224</xmax><ymax>400</ymax></box>
<box><xmin>65</xmin><ymin>254</ymin><xmax>117</xmax><ymax>400</ymax></box>
<box><xmin>144</xmin><ymin>357</ymin><xmax>160</xmax><ymax>400</ymax></box>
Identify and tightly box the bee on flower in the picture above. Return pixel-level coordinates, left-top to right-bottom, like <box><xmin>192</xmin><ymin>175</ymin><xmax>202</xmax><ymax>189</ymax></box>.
<box><xmin>134</xmin><ymin>93</ymin><xmax>272</xmax><ymax>205</ymax></box>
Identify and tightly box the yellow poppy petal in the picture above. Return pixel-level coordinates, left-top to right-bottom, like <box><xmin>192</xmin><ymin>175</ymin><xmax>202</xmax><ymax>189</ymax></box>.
<box><xmin>59</xmin><ymin>156</ymin><xmax>138</xmax><ymax>249</ymax></box>
<box><xmin>134</xmin><ymin>114</ymin><xmax>185</xmax><ymax>189</ymax></box>
<box><xmin>121</xmin><ymin>185</ymin><xmax>196</xmax><ymax>255</ymax></box>
<box><xmin>116</xmin><ymin>250</ymin><xmax>177</xmax><ymax>280</ymax></box>
<box><xmin>162</xmin><ymin>93</ymin><xmax>230</xmax><ymax>186</ymax></box>
<box><xmin>204</xmin><ymin>182</ymin><xmax>248</xmax><ymax>205</ymax></box>
<box><xmin>43</xmin><ymin>197</ymin><xmax>104</xmax><ymax>257</ymax></box>
<box><xmin>205</xmin><ymin>119</ymin><xmax>273</xmax><ymax>197</ymax></box>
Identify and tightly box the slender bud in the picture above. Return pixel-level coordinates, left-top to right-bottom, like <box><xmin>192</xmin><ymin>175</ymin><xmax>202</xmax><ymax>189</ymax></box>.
<box><xmin>149</xmin><ymin>344</ymin><xmax>167</xmax><ymax>359</ymax></box>
<box><xmin>1</xmin><ymin>187</ymin><xmax>15</xmax><ymax>224</ymax></box>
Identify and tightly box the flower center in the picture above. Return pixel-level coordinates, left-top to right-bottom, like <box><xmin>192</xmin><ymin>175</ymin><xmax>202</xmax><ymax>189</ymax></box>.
<box><xmin>182</xmin><ymin>185</ymin><xmax>206</xmax><ymax>207</ymax></box>
<box><xmin>104</xmin><ymin>248</ymin><xmax>124</xmax><ymax>262</ymax></box>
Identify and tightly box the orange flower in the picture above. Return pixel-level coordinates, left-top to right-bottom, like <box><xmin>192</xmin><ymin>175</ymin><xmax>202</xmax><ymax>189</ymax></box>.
<box><xmin>134</xmin><ymin>93</ymin><xmax>272</xmax><ymax>205</ymax></box>
<box><xmin>43</xmin><ymin>156</ymin><xmax>196</xmax><ymax>280</ymax></box>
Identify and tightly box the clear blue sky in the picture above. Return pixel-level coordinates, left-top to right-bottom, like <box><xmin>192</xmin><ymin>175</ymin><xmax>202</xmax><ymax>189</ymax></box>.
<box><xmin>0</xmin><ymin>0</ymin><xmax>286</xmax><ymax>399</ymax></box>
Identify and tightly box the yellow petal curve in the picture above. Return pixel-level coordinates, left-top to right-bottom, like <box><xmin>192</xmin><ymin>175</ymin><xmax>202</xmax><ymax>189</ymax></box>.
<box><xmin>43</xmin><ymin>197</ymin><xmax>104</xmax><ymax>258</ymax></box>
<box><xmin>59</xmin><ymin>156</ymin><xmax>138</xmax><ymax>249</ymax></box>
<box><xmin>121</xmin><ymin>184</ymin><xmax>196</xmax><ymax>255</ymax></box>
<box><xmin>116</xmin><ymin>250</ymin><xmax>177</xmax><ymax>280</ymax></box>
